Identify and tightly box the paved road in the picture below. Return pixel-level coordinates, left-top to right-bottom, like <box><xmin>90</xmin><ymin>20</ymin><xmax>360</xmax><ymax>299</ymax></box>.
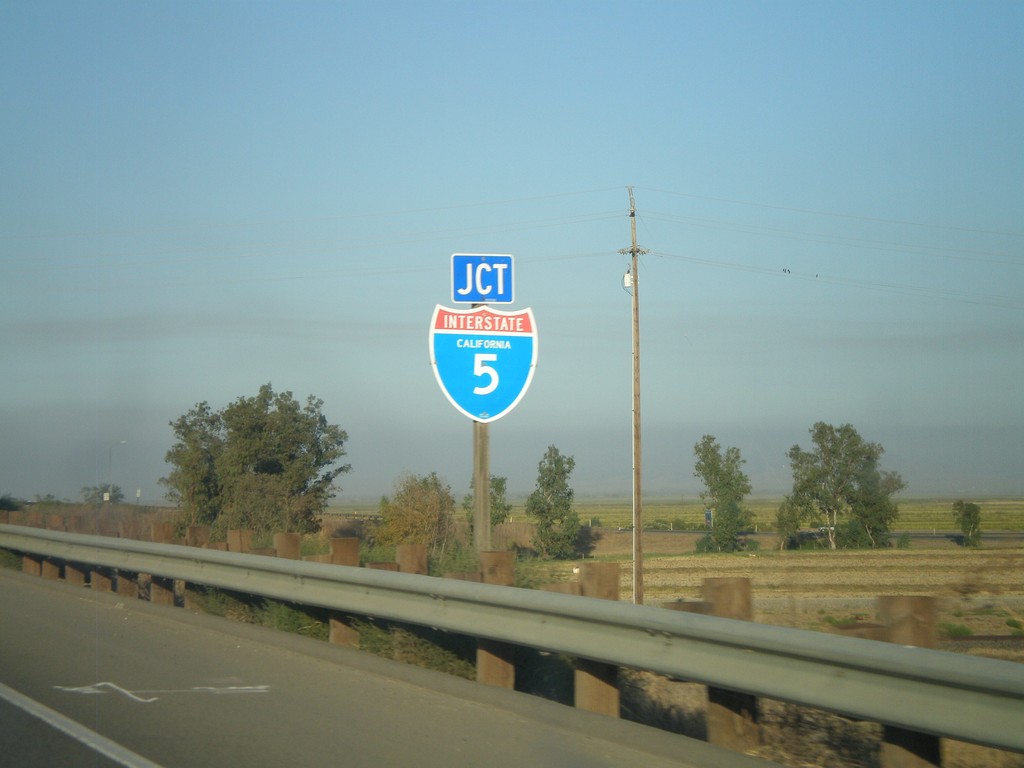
<box><xmin>0</xmin><ymin>568</ymin><xmax>770</xmax><ymax>767</ymax></box>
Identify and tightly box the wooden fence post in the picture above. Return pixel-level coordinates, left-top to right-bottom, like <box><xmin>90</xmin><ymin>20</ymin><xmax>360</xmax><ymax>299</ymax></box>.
<box><xmin>702</xmin><ymin>577</ymin><xmax>761</xmax><ymax>752</ymax></box>
<box><xmin>879</xmin><ymin>596</ymin><xmax>941</xmax><ymax>768</ymax></box>
<box><xmin>477</xmin><ymin>552</ymin><xmax>515</xmax><ymax>689</ymax></box>
<box><xmin>574</xmin><ymin>562</ymin><xmax>621</xmax><ymax>717</ymax></box>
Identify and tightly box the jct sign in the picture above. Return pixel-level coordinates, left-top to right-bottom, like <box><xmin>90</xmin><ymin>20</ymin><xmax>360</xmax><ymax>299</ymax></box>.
<box><xmin>429</xmin><ymin>304</ymin><xmax>537</xmax><ymax>423</ymax></box>
<box><xmin>451</xmin><ymin>253</ymin><xmax>514</xmax><ymax>304</ymax></box>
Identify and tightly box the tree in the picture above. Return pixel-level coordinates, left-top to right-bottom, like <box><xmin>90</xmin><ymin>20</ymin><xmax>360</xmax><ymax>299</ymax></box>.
<box><xmin>952</xmin><ymin>500</ymin><xmax>982</xmax><ymax>548</ymax></box>
<box><xmin>774</xmin><ymin>496</ymin><xmax>804</xmax><ymax>550</ymax></box>
<box><xmin>81</xmin><ymin>484</ymin><xmax>124</xmax><ymax>505</ymax></box>
<box><xmin>161</xmin><ymin>401</ymin><xmax>223</xmax><ymax>527</ymax></box>
<box><xmin>375</xmin><ymin>472</ymin><xmax>456</xmax><ymax>557</ymax></box>
<box><xmin>0</xmin><ymin>494</ymin><xmax>23</xmax><ymax>512</ymax></box>
<box><xmin>783</xmin><ymin>422</ymin><xmax>905</xmax><ymax>550</ymax></box>
<box><xmin>843</xmin><ymin>452</ymin><xmax>905</xmax><ymax>548</ymax></box>
<box><xmin>161</xmin><ymin>384</ymin><xmax>349</xmax><ymax>537</ymax></box>
<box><xmin>525</xmin><ymin>445</ymin><xmax>579</xmax><ymax>559</ymax></box>
<box><xmin>461</xmin><ymin>474</ymin><xmax>513</xmax><ymax>528</ymax></box>
<box><xmin>692</xmin><ymin>435</ymin><xmax>754</xmax><ymax>552</ymax></box>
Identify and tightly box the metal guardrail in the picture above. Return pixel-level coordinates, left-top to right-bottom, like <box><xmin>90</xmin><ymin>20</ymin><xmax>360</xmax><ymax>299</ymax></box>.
<box><xmin>2</xmin><ymin>523</ymin><xmax>1023</xmax><ymax>754</ymax></box>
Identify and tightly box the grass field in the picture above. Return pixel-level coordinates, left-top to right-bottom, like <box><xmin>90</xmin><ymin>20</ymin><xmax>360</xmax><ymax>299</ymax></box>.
<box><xmin>329</xmin><ymin>497</ymin><xmax>1024</xmax><ymax>532</ymax></box>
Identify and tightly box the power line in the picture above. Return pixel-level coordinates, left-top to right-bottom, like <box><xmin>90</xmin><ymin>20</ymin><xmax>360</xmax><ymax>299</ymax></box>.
<box><xmin>651</xmin><ymin>249</ymin><xmax>1024</xmax><ymax>309</ymax></box>
<box><xmin>642</xmin><ymin>210</ymin><xmax>1022</xmax><ymax>267</ymax></box>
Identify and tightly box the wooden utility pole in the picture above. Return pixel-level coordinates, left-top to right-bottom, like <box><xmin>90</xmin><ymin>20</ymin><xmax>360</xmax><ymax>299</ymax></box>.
<box><xmin>620</xmin><ymin>187</ymin><xmax>648</xmax><ymax>604</ymax></box>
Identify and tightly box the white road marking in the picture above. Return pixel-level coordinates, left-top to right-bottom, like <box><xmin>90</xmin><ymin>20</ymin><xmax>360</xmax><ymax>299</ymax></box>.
<box><xmin>55</xmin><ymin>682</ymin><xmax>158</xmax><ymax>703</ymax></box>
<box><xmin>0</xmin><ymin>681</ymin><xmax>166</xmax><ymax>768</ymax></box>
<box><xmin>54</xmin><ymin>682</ymin><xmax>270</xmax><ymax>702</ymax></box>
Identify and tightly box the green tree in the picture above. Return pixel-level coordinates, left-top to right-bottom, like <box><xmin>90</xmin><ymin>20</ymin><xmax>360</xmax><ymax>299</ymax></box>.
<box><xmin>375</xmin><ymin>472</ymin><xmax>456</xmax><ymax>557</ymax></box>
<box><xmin>81</xmin><ymin>484</ymin><xmax>124</xmax><ymax>505</ymax></box>
<box><xmin>692</xmin><ymin>435</ymin><xmax>754</xmax><ymax>552</ymax></box>
<box><xmin>161</xmin><ymin>384</ymin><xmax>349</xmax><ymax>538</ymax></box>
<box><xmin>161</xmin><ymin>401</ymin><xmax>223</xmax><ymax>527</ymax></box>
<box><xmin>525</xmin><ymin>445</ymin><xmax>579</xmax><ymax>559</ymax></box>
<box><xmin>952</xmin><ymin>500</ymin><xmax>982</xmax><ymax>548</ymax></box>
<box><xmin>461</xmin><ymin>474</ymin><xmax>513</xmax><ymax>527</ymax></box>
<box><xmin>774</xmin><ymin>496</ymin><xmax>804</xmax><ymax>550</ymax></box>
<box><xmin>843</xmin><ymin>453</ymin><xmax>905</xmax><ymax>547</ymax></box>
<box><xmin>784</xmin><ymin>422</ymin><xmax>905</xmax><ymax>550</ymax></box>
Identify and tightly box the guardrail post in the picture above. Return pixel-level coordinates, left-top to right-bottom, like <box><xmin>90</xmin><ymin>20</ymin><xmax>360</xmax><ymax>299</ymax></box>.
<box><xmin>327</xmin><ymin>537</ymin><xmax>363</xmax><ymax>647</ymax></box>
<box><xmin>396</xmin><ymin>544</ymin><xmax>428</xmax><ymax>575</ymax></box>
<box><xmin>185</xmin><ymin>526</ymin><xmax>211</xmax><ymax>548</ymax></box>
<box><xmin>65</xmin><ymin>562</ymin><xmax>88</xmax><ymax>587</ymax></box>
<box><xmin>879</xmin><ymin>596</ymin><xmax>941</xmax><ymax>768</ymax></box>
<box><xmin>880</xmin><ymin>595</ymin><xmax>937</xmax><ymax>648</ymax></box>
<box><xmin>21</xmin><ymin>554</ymin><xmax>42</xmax><ymax>577</ymax></box>
<box><xmin>151</xmin><ymin>522</ymin><xmax>175</xmax><ymax>544</ymax></box>
<box><xmin>574</xmin><ymin>562</ymin><xmax>621</xmax><ymax>717</ymax></box>
<box><xmin>227</xmin><ymin>529</ymin><xmax>253</xmax><ymax>553</ymax></box>
<box><xmin>477</xmin><ymin>552</ymin><xmax>516</xmax><ymax>689</ymax></box>
<box><xmin>702</xmin><ymin>577</ymin><xmax>761</xmax><ymax>752</ymax></box>
<box><xmin>661</xmin><ymin>598</ymin><xmax>714</xmax><ymax>615</ymax></box>
<box><xmin>115</xmin><ymin>571</ymin><xmax>139</xmax><ymax>599</ymax></box>
<box><xmin>543</xmin><ymin>582</ymin><xmax>582</xmax><ymax>595</ymax></box>
<box><xmin>41</xmin><ymin>558</ymin><xmax>61</xmax><ymax>580</ymax></box>
<box><xmin>149</xmin><ymin>576</ymin><xmax>175</xmax><ymax>606</ymax></box>
<box><xmin>91</xmin><ymin>568</ymin><xmax>114</xmax><ymax>592</ymax></box>
<box><xmin>273</xmin><ymin>532</ymin><xmax>301</xmax><ymax>560</ymax></box>
<box><xmin>330</xmin><ymin>537</ymin><xmax>360</xmax><ymax>566</ymax></box>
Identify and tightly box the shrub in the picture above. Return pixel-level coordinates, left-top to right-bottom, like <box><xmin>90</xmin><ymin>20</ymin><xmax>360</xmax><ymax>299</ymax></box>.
<box><xmin>695</xmin><ymin>534</ymin><xmax>717</xmax><ymax>553</ymax></box>
<box><xmin>939</xmin><ymin>622</ymin><xmax>973</xmax><ymax>638</ymax></box>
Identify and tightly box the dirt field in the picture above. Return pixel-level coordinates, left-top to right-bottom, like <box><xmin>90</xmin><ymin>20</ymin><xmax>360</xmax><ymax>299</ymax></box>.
<box><xmin>590</xmin><ymin>530</ymin><xmax>1024</xmax><ymax>642</ymax></box>
<box><xmin>583</xmin><ymin>531</ymin><xmax>1024</xmax><ymax>768</ymax></box>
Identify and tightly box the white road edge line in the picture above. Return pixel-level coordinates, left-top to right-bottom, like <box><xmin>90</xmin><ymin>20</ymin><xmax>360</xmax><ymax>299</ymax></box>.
<box><xmin>0</xmin><ymin>681</ymin><xmax>165</xmax><ymax>768</ymax></box>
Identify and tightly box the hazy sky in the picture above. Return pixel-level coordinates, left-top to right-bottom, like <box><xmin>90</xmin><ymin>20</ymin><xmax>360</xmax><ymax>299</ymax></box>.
<box><xmin>2</xmin><ymin>2</ymin><xmax>1021</xmax><ymax>505</ymax></box>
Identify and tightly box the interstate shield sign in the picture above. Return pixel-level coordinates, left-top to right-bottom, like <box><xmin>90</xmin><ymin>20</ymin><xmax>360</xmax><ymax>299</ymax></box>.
<box><xmin>429</xmin><ymin>304</ymin><xmax>537</xmax><ymax>423</ymax></box>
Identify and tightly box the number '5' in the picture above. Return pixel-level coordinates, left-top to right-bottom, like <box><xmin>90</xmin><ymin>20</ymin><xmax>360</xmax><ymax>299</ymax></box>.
<box><xmin>473</xmin><ymin>354</ymin><xmax>499</xmax><ymax>395</ymax></box>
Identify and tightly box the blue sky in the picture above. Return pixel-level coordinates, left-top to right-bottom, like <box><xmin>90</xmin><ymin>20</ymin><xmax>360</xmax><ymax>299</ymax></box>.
<box><xmin>2</xmin><ymin>1</ymin><xmax>1021</xmax><ymax>505</ymax></box>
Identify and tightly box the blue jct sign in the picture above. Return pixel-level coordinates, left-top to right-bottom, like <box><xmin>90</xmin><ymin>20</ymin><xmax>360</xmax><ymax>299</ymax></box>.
<box><xmin>451</xmin><ymin>253</ymin><xmax>514</xmax><ymax>304</ymax></box>
<box><xmin>429</xmin><ymin>304</ymin><xmax>537</xmax><ymax>423</ymax></box>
